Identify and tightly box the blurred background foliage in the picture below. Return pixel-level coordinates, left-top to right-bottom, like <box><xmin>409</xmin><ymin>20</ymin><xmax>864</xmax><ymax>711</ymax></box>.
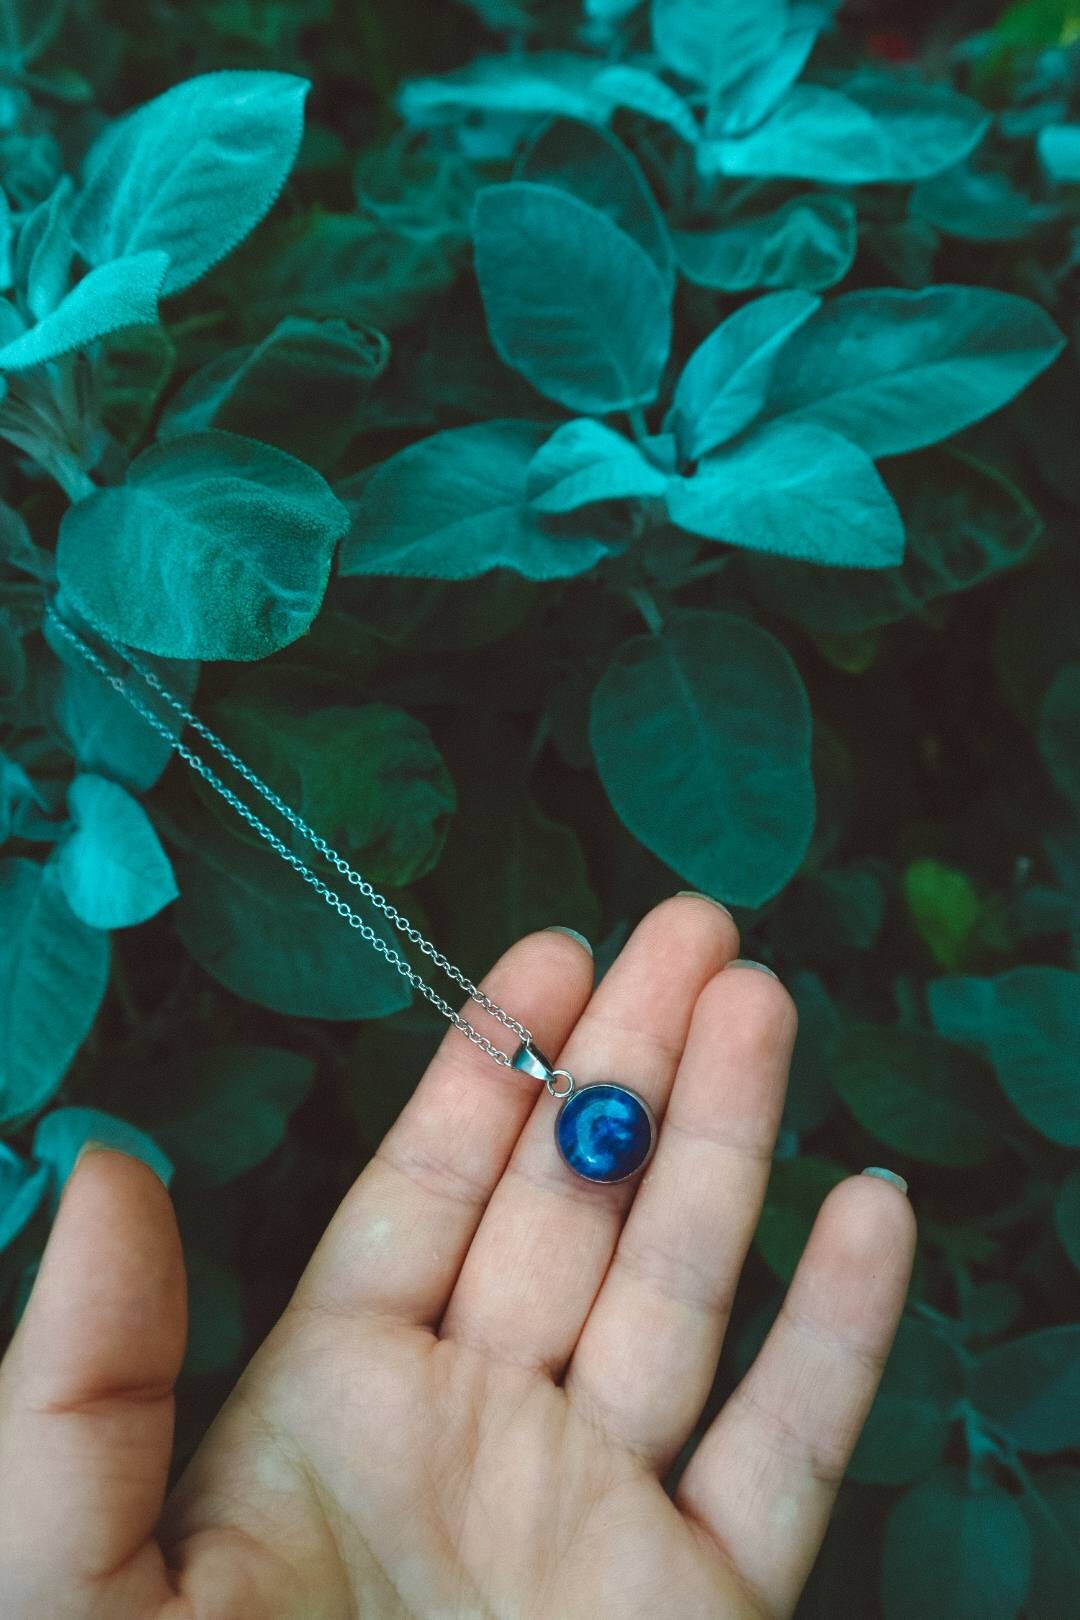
<box><xmin>1</xmin><ymin>1</ymin><xmax>1079</xmax><ymax>1614</ymax></box>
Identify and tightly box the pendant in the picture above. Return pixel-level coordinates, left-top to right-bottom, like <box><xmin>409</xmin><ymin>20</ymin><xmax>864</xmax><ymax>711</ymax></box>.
<box><xmin>512</xmin><ymin>1044</ymin><xmax>658</xmax><ymax>1184</ymax></box>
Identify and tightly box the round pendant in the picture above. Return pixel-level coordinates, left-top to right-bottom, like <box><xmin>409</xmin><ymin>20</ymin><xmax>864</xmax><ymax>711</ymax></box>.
<box><xmin>554</xmin><ymin>1083</ymin><xmax>657</xmax><ymax>1184</ymax></box>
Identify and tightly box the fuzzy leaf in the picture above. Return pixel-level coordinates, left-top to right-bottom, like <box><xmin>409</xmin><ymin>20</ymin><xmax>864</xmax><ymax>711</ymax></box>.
<box><xmin>882</xmin><ymin>1470</ymin><xmax>1031</xmax><ymax>1620</ymax></box>
<box><xmin>526</xmin><ymin>419</ymin><xmax>667</xmax><ymax>512</ymax></box>
<box><xmin>0</xmin><ymin>251</ymin><xmax>168</xmax><ymax>370</ymax></box>
<box><xmin>972</xmin><ymin>1327</ymin><xmax>1080</xmax><ymax>1454</ymax></box>
<box><xmin>55</xmin><ymin>773</ymin><xmax>178</xmax><ymax>930</ymax></box>
<box><xmin>673</xmin><ymin>194</ymin><xmax>856</xmax><ymax>294</ymax></box>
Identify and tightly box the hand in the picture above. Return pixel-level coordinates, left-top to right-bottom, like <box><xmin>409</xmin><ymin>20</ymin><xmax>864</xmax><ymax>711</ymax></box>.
<box><xmin>0</xmin><ymin>896</ymin><xmax>915</xmax><ymax>1619</ymax></box>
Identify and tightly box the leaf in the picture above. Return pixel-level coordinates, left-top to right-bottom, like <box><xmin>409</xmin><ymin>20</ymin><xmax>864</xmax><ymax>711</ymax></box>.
<box><xmin>157</xmin><ymin>316</ymin><xmax>389</xmax><ymax>470</ymax></box>
<box><xmin>16</xmin><ymin>177</ymin><xmax>75</xmax><ymax>320</ymax></box>
<box><xmin>672</xmin><ymin>194</ymin><xmax>856</xmax><ymax>294</ymax></box>
<box><xmin>1038</xmin><ymin>666</ymin><xmax>1080</xmax><ymax>811</ymax></box>
<box><xmin>882</xmin><ymin>1469</ymin><xmax>1031</xmax><ymax>1620</ymax></box>
<box><xmin>711</xmin><ymin>2</ymin><xmax>828</xmax><ymax>135</ymax></box>
<box><xmin>211</xmin><ymin>666</ymin><xmax>455</xmax><ymax>886</ymax></box>
<box><xmin>0</xmin><ymin>858</ymin><xmax>110</xmax><ymax>1127</ymax></box>
<box><xmin>590</xmin><ymin>65</ymin><xmax>698</xmax><ymax>146</ymax></box>
<box><xmin>0</xmin><ymin>250</ymin><xmax>168</xmax><ymax>371</ymax></box>
<box><xmin>831</xmin><ymin>1025</ymin><xmax>995</xmax><ymax>1166</ymax></box>
<box><xmin>400</xmin><ymin>53</ymin><xmax>603</xmax><ymax>133</ymax></box>
<box><xmin>56</xmin><ymin>431</ymin><xmax>349</xmax><ymax>660</ymax></box>
<box><xmin>589</xmin><ymin>610</ymin><xmax>815</xmax><ymax>907</ymax></box>
<box><xmin>972</xmin><ymin>1327</ymin><xmax>1080</xmax><ymax>1453</ymax></box>
<box><xmin>651</xmin><ymin>0</ymin><xmax>786</xmax><ymax>93</ymax></box>
<box><xmin>666</xmin><ymin>421</ymin><xmax>905</xmax><ymax>567</ymax></box>
<box><xmin>526</xmin><ymin>419</ymin><xmax>667</xmax><ymax>512</ymax></box>
<box><xmin>0</xmin><ymin>0</ymin><xmax>67</xmax><ymax>67</ymax></box>
<box><xmin>73</xmin><ymin>71</ymin><xmax>310</xmax><ymax>296</ymax></box>
<box><xmin>848</xmin><ymin>1316</ymin><xmax>965</xmax><ymax>1485</ymax></box>
<box><xmin>0</xmin><ymin>1143</ymin><xmax>49</xmax><ymax>1252</ymax></box>
<box><xmin>905</xmin><ymin>859</ymin><xmax>984</xmax><ymax>971</ymax></box>
<box><xmin>702</xmin><ymin>76</ymin><xmax>989</xmax><ymax>184</ymax></box>
<box><xmin>763</xmin><ymin>286</ymin><xmax>1065</xmax><ymax>457</ymax></box>
<box><xmin>912</xmin><ymin>161</ymin><xmax>1060</xmax><ymax>241</ymax></box>
<box><xmin>928</xmin><ymin>968</ymin><xmax>1080</xmax><ymax>1146</ymax></box>
<box><xmin>183</xmin><ymin>1249</ymin><xmax>245</xmax><ymax>1375</ymax></box>
<box><xmin>667</xmin><ymin>290</ymin><xmax>821</xmax><ymax>459</ymax></box>
<box><xmin>33</xmin><ymin>1106</ymin><xmax>173</xmax><ymax>1189</ymax></box>
<box><xmin>339</xmin><ymin>422</ymin><xmax>618</xmax><ymax>582</ymax></box>
<box><xmin>782</xmin><ymin>971</ymin><xmax>840</xmax><ymax>1136</ymax></box>
<box><xmin>754</xmin><ymin>1154</ymin><xmax>847</xmax><ymax>1281</ymax></box>
<box><xmin>54</xmin><ymin>773</ymin><xmax>178</xmax><ymax>930</ymax></box>
<box><xmin>1022</xmin><ymin>1468</ymin><xmax>1080</xmax><ymax>1620</ymax></box>
<box><xmin>472</xmin><ymin>183</ymin><xmax>672</xmax><ymax>413</ymax></box>
<box><xmin>1038</xmin><ymin>124</ymin><xmax>1080</xmax><ymax>183</ymax></box>
<box><xmin>1054</xmin><ymin>1167</ymin><xmax>1080</xmax><ymax>1272</ymax></box>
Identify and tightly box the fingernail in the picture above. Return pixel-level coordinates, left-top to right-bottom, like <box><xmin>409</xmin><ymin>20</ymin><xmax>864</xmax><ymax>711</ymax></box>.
<box><xmin>862</xmin><ymin>1166</ymin><xmax>909</xmax><ymax>1196</ymax></box>
<box><xmin>728</xmin><ymin>958</ymin><xmax>778</xmax><ymax>978</ymax></box>
<box><xmin>73</xmin><ymin>1139</ymin><xmax>110</xmax><ymax>1168</ymax></box>
<box><xmin>546</xmin><ymin>926</ymin><xmax>593</xmax><ymax>956</ymax></box>
<box><xmin>675</xmin><ymin>890</ymin><xmax>734</xmax><ymax>920</ymax></box>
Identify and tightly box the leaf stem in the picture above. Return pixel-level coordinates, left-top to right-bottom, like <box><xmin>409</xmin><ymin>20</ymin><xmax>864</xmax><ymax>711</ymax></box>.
<box><xmin>626</xmin><ymin>585</ymin><xmax>664</xmax><ymax>635</ymax></box>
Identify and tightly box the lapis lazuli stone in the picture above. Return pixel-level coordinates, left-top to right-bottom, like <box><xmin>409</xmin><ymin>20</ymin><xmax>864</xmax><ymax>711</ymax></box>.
<box><xmin>555</xmin><ymin>1083</ymin><xmax>656</xmax><ymax>1184</ymax></box>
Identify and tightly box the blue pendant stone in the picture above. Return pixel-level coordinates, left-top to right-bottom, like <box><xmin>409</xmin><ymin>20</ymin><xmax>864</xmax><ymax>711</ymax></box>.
<box><xmin>555</xmin><ymin>1084</ymin><xmax>656</xmax><ymax>1184</ymax></box>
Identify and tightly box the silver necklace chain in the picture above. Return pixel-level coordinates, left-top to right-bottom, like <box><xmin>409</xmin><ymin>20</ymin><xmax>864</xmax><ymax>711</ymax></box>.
<box><xmin>45</xmin><ymin>604</ymin><xmax>534</xmax><ymax>1067</ymax></box>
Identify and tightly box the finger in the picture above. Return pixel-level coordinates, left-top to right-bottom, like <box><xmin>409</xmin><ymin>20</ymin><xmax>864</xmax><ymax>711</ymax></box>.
<box><xmin>0</xmin><ymin>1147</ymin><xmax>186</xmax><ymax>1612</ymax></box>
<box><xmin>293</xmin><ymin>927</ymin><xmax>594</xmax><ymax>1326</ymax></box>
<box><xmin>439</xmin><ymin>894</ymin><xmax>739</xmax><ymax>1372</ymax></box>
<box><xmin>565</xmin><ymin>962</ymin><xmax>796</xmax><ymax>1471</ymax></box>
<box><xmin>676</xmin><ymin>1171</ymin><xmax>916</xmax><ymax>1620</ymax></box>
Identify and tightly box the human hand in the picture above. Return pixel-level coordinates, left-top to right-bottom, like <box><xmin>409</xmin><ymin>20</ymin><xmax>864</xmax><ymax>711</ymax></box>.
<box><xmin>0</xmin><ymin>896</ymin><xmax>915</xmax><ymax>1619</ymax></box>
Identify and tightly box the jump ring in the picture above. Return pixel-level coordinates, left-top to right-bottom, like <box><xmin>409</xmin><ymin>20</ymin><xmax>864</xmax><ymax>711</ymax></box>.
<box><xmin>546</xmin><ymin>1068</ymin><xmax>575</xmax><ymax>1101</ymax></box>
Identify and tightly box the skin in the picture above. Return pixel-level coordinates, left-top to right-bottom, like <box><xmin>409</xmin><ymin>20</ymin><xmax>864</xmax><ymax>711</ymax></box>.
<box><xmin>0</xmin><ymin>895</ymin><xmax>916</xmax><ymax>1619</ymax></box>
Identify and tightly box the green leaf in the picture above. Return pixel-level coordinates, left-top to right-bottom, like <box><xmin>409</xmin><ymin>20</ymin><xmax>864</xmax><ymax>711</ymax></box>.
<box><xmin>755</xmin><ymin>1154</ymin><xmax>847</xmax><ymax>1281</ymax></box>
<box><xmin>33</xmin><ymin>1106</ymin><xmax>173</xmax><ymax>1189</ymax></box>
<box><xmin>590</xmin><ymin>611</ymin><xmax>815</xmax><ymax>907</ymax></box>
<box><xmin>666</xmin><ymin>422</ymin><xmax>905</xmax><ymax>567</ymax></box>
<box><xmin>1038</xmin><ymin>665</ymin><xmax>1080</xmax><ymax>810</ymax></box>
<box><xmin>73</xmin><ymin>71</ymin><xmax>310</xmax><ymax>296</ymax></box>
<box><xmin>1022</xmin><ymin>1468</ymin><xmax>1080</xmax><ymax>1620</ymax></box>
<box><xmin>972</xmin><ymin>1327</ymin><xmax>1080</xmax><ymax>1453</ymax></box>
<box><xmin>0</xmin><ymin>858</ymin><xmax>110</xmax><ymax>1127</ymax></box>
<box><xmin>526</xmin><ymin>419</ymin><xmax>667</xmax><ymax>512</ymax></box>
<box><xmin>1053</xmin><ymin>1167</ymin><xmax>1080</xmax><ymax>1272</ymax></box>
<box><xmin>157</xmin><ymin>316</ymin><xmax>389</xmax><ymax>470</ymax></box>
<box><xmin>673</xmin><ymin>194</ymin><xmax>856</xmax><ymax>294</ymax></box>
<box><xmin>0</xmin><ymin>1143</ymin><xmax>49</xmax><ymax>1251</ymax></box>
<box><xmin>763</xmin><ymin>286</ymin><xmax>1065</xmax><ymax>457</ymax></box>
<box><xmin>182</xmin><ymin>1249</ymin><xmax>244</xmax><ymax>1375</ymax></box>
<box><xmin>339</xmin><ymin>422</ymin><xmax>617</xmax><ymax>582</ymax></box>
<box><xmin>882</xmin><ymin>1469</ymin><xmax>1031</xmax><ymax>1620</ymax></box>
<box><xmin>652</xmin><ymin>0</ymin><xmax>786</xmax><ymax>93</ymax></box>
<box><xmin>667</xmin><ymin>290</ymin><xmax>821</xmax><ymax>459</ymax></box>
<box><xmin>472</xmin><ymin>182</ymin><xmax>672</xmax><ymax>413</ymax></box>
<box><xmin>54</xmin><ymin>773</ymin><xmax>178</xmax><ymax>930</ymax></box>
<box><xmin>0</xmin><ymin>251</ymin><xmax>168</xmax><ymax>371</ymax></box>
<box><xmin>929</xmin><ymin>968</ymin><xmax>1080</xmax><ymax>1146</ymax></box>
<box><xmin>212</xmin><ymin>666</ymin><xmax>454</xmax><ymax>887</ymax></box>
<box><xmin>831</xmin><ymin>1025</ymin><xmax>996</xmax><ymax>1166</ymax></box>
<box><xmin>56</xmin><ymin>431</ymin><xmax>348</xmax><ymax>660</ymax></box>
<box><xmin>905</xmin><ymin>859</ymin><xmax>984</xmax><ymax>971</ymax></box>
<box><xmin>849</xmin><ymin>1316</ymin><xmax>965</xmax><ymax>1485</ymax></box>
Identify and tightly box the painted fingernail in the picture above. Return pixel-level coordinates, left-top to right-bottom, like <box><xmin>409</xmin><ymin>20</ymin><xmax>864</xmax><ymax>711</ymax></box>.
<box><xmin>675</xmin><ymin>891</ymin><xmax>734</xmax><ymax>920</ymax></box>
<box><xmin>73</xmin><ymin>1139</ymin><xmax>110</xmax><ymax>1167</ymax></box>
<box><xmin>546</xmin><ymin>926</ymin><xmax>593</xmax><ymax>956</ymax></box>
<box><xmin>728</xmin><ymin>958</ymin><xmax>778</xmax><ymax>978</ymax></box>
<box><xmin>862</xmin><ymin>1166</ymin><xmax>909</xmax><ymax>1196</ymax></box>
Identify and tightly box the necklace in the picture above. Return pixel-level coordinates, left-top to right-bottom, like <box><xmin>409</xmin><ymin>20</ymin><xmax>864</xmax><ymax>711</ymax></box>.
<box><xmin>45</xmin><ymin>603</ymin><xmax>658</xmax><ymax>1186</ymax></box>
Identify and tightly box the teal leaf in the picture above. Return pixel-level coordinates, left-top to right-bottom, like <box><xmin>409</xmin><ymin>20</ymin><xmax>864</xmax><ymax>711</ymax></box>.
<box><xmin>673</xmin><ymin>194</ymin><xmax>856</xmax><ymax>294</ymax></box>
<box><xmin>1038</xmin><ymin>124</ymin><xmax>1080</xmax><ymax>183</ymax></box>
<box><xmin>831</xmin><ymin>1026</ymin><xmax>996</xmax><ymax>1166</ymax></box>
<box><xmin>590</xmin><ymin>65</ymin><xmax>698</xmax><ymax>146</ymax></box>
<box><xmin>928</xmin><ymin>968</ymin><xmax>1080</xmax><ymax>1146</ymax></box>
<box><xmin>339</xmin><ymin>422</ymin><xmax>618</xmax><ymax>582</ymax></box>
<box><xmin>702</xmin><ymin>76</ymin><xmax>989</xmax><ymax>184</ymax></box>
<box><xmin>472</xmin><ymin>182</ymin><xmax>672</xmax><ymax>413</ymax></box>
<box><xmin>589</xmin><ymin>610</ymin><xmax>815</xmax><ymax>906</ymax></box>
<box><xmin>667</xmin><ymin>290</ymin><xmax>821</xmax><ymax>459</ymax></box>
<box><xmin>400</xmin><ymin>53</ymin><xmax>602</xmax><ymax>134</ymax></box>
<box><xmin>783</xmin><ymin>971</ymin><xmax>840</xmax><ymax>1136</ymax></box>
<box><xmin>33</xmin><ymin>1106</ymin><xmax>173</xmax><ymax>1190</ymax></box>
<box><xmin>54</xmin><ymin>773</ymin><xmax>178</xmax><ymax>930</ymax></box>
<box><xmin>849</xmin><ymin>1316</ymin><xmax>965</xmax><ymax>1485</ymax></box>
<box><xmin>666</xmin><ymin>421</ymin><xmax>905</xmax><ymax>567</ymax></box>
<box><xmin>755</xmin><ymin>1155</ymin><xmax>847</xmax><ymax>1281</ymax></box>
<box><xmin>72</xmin><ymin>71</ymin><xmax>310</xmax><ymax>295</ymax></box>
<box><xmin>0</xmin><ymin>251</ymin><xmax>168</xmax><ymax>371</ymax></box>
<box><xmin>882</xmin><ymin>1469</ymin><xmax>1031</xmax><ymax>1620</ymax></box>
<box><xmin>0</xmin><ymin>0</ymin><xmax>67</xmax><ymax>68</ymax></box>
<box><xmin>183</xmin><ymin>1249</ymin><xmax>244</xmax><ymax>1375</ymax></box>
<box><xmin>1054</xmin><ymin>1167</ymin><xmax>1080</xmax><ymax>1272</ymax></box>
<box><xmin>0</xmin><ymin>858</ymin><xmax>110</xmax><ymax>1127</ymax></box>
<box><xmin>56</xmin><ymin>431</ymin><xmax>348</xmax><ymax>660</ymax></box>
<box><xmin>912</xmin><ymin>161</ymin><xmax>1060</xmax><ymax>242</ymax></box>
<box><xmin>972</xmin><ymin>1327</ymin><xmax>1080</xmax><ymax>1454</ymax></box>
<box><xmin>157</xmin><ymin>315</ymin><xmax>389</xmax><ymax>470</ymax></box>
<box><xmin>0</xmin><ymin>1143</ymin><xmax>49</xmax><ymax>1251</ymax></box>
<box><xmin>711</xmin><ymin>2</ymin><xmax>827</xmax><ymax>136</ymax></box>
<box><xmin>17</xmin><ymin>177</ymin><xmax>75</xmax><ymax>320</ymax></box>
<box><xmin>652</xmin><ymin>0</ymin><xmax>786</xmax><ymax>94</ymax></box>
<box><xmin>1038</xmin><ymin>665</ymin><xmax>1080</xmax><ymax>811</ymax></box>
<box><xmin>526</xmin><ymin>419</ymin><xmax>667</xmax><ymax>513</ymax></box>
<box><xmin>763</xmin><ymin>286</ymin><xmax>1065</xmax><ymax>457</ymax></box>
<box><xmin>1022</xmin><ymin>1469</ymin><xmax>1080</xmax><ymax>1620</ymax></box>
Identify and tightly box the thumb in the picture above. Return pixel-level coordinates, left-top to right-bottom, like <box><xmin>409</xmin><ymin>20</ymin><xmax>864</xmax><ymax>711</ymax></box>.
<box><xmin>0</xmin><ymin>1146</ymin><xmax>186</xmax><ymax>1616</ymax></box>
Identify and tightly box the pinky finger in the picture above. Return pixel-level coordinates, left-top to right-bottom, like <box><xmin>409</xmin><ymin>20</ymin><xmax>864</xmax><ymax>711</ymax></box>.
<box><xmin>675</xmin><ymin>1171</ymin><xmax>916</xmax><ymax>1620</ymax></box>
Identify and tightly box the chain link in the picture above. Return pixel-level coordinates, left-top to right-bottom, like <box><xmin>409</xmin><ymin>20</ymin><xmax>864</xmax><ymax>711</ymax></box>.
<box><xmin>45</xmin><ymin>605</ymin><xmax>534</xmax><ymax>1066</ymax></box>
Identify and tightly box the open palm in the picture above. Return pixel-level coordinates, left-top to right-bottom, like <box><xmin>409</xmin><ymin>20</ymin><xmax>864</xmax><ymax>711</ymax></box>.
<box><xmin>0</xmin><ymin>897</ymin><xmax>915</xmax><ymax>1618</ymax></box>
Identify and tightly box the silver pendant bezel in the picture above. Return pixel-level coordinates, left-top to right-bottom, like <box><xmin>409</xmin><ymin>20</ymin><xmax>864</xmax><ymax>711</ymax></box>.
<box><xmin>554</xmin><ymin>1082</ymin><xmax>658</xmax><ymax>1185</ymax></box>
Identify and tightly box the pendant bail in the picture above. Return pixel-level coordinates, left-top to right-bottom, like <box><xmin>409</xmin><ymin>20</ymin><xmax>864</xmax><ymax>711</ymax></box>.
<box><xmin>511</xmin><ymin>1042</ymin><xmax>576</xmax><ymax>1101</ymax></box>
